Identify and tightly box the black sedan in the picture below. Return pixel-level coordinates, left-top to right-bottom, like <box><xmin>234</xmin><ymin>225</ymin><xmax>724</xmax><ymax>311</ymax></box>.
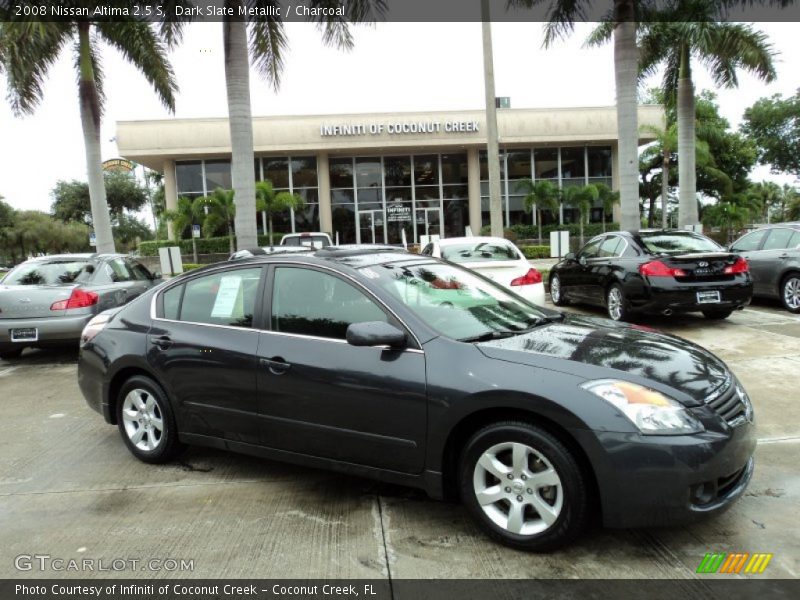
<box><xmin>729</xmin><ymin>223</ymin><xmax>800</xmax><ymax>313</ymax></box>
<box><xmin>549</xmin><ymin>230</ymin><xmax>753</xmax><ymax>321</ymax></box>
<box><xmin>78</xmin><ymin>247</ymin><xmax>755</xmax><ymax>550</ymax></box>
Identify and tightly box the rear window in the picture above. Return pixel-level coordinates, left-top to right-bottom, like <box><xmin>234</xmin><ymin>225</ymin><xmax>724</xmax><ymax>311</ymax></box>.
<box><xmin>638</xmin><ymin>233</ymin><xmax>722</xmax><ymax>255</ymax></box>
<box><xmin>3</xmin><ymin>260</ymin><xmax>95</xmax><ymax>285</ymax></box>
<box><xmin>441</xmin><ymin>241</ymin><xmax>521</xmax><ymax>263</ymax></box>
<box><xmin>282</xmin><ymin>235</ymin><xmax>329</xmax><ymax>248</ymax></box>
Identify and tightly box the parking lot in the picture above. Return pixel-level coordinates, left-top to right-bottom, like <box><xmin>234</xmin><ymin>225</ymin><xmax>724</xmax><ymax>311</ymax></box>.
<box><xmin>1</xmin><ymin>299</ymin><xmax>798</xmax><ymax>580</ymax></box>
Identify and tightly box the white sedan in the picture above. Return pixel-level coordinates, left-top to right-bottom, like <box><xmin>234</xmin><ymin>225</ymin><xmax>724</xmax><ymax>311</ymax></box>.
<box><xmin>420</xmin><ymin>236</ymin><xmax>546</xmax><ymax>306</ymax></box>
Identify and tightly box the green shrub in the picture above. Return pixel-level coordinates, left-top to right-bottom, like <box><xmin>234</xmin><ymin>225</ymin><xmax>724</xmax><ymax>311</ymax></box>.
<box><xmin>138</xmin><ymin>233</ymin><xmax>285</xmax><ymax>256</ymax></box>
<box><xmin>518</xmin><ymin>245</ymin><xmax>551</xmax><ymax>259</ymax></box>
<box><xmin>181</xmin><ymin>263</ymin><xmax>203</xmax><ymax>271</ymax></box>
<box><xmin>478</xmin><ymin>226</ymin><xmax>518</xmax><ymax>242</ymax></box>
<box><xmin>510</xmin><ymin>222</ymin><xmax>620</xmax><ymax>240</ymax></box>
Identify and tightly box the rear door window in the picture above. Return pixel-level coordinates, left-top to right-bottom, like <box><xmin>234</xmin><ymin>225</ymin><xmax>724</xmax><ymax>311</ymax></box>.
<box><xmin>731</xmin><ymin>230</ymin><xmax>767</xmax><ymax>252</ymax></box>
<box><xmin>762</xmin><ymin>228</ymin><xmax>796</xmax><ymax>251</ymax></box>
<box><xmin>598</xmin><ymin>237</ymin><xmax>622</xmax><ymax>258</ymax></box>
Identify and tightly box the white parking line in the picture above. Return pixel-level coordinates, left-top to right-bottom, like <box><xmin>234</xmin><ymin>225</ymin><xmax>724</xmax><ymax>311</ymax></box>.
<box><xmin>0</xmin><ymin>366</ymin><xmax>18</xmax><ymax>378</ymax></box>
<box><xmin>757</xmin><ymin>436</ymin><xmax>800</xmax><ymax>445</ymax></box>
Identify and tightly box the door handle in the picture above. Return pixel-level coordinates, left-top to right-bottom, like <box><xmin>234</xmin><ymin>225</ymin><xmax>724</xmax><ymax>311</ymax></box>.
<box><xmin>260</xmin><ymin>357</ymin><xmax>291</xmax><ymax>375</ymax></box>
<box><xmin>149</xmin><ymin>335</ymin><xmax>173</xmax><ymax>350</ymax></box>
<box><xmin>779</xmin><ymin>254</ymin><xmax>789</xmax><ymax>259</ymax></box>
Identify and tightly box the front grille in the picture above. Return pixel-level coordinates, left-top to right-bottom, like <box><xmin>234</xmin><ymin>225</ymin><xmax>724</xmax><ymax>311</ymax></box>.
<box><xmin>706</xmin><ymin>381</ymin><xmax>748</xmax><ymax>424</ymax></box>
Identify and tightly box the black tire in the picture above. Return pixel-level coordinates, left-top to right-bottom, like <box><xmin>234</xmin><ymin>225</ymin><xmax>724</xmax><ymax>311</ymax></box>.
<box><xmin>0</xmin><ymin>348</ymin><xmax>23</xmax><ymax>360</ymax></box>
<box><xmin>606</xmin><ymin>284</ymin><xmax>629</xmax><ymax>322</ymax></box>
<box><xmin>549</xmin><ymin>274</ymin><xmax>567</xmax><ymax>306</ymax></box>
<box><xmin>780</xmin><ymin>274</ymin><xmax>800</xmax><ymax>314</ymax></box>
<box><xmin>702</xmin><ymin>308</ymin><xmax>733</xmax><ymax>320</ymax></box>
<box><xmin>458</xmin><ymin>421</ymin><xmax>589</xmax><ymax>552</ymax></box>
<box><xmin>116</xmin><ymin>375</ymin><xmax>183</xmax><ymax>464</ymax></box>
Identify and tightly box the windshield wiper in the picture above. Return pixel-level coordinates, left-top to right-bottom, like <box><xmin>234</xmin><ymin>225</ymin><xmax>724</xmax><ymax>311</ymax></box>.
<box><xmin>459</xmin><ymin>331</ymin><xmax>518</xmax><ymax>343</ymax></box>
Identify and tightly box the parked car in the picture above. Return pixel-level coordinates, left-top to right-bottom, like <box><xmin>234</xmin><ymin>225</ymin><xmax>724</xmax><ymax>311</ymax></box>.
<box><xmin>0</xmin><ymin>254</ymin><xmax>161</xmax><ymax>359</ymax></box>
<box><xmin>420</xmin><ymin>236</ymin><xmax>545</xmax><ymax>306</ymax></box>
<box><xmin>279</xmin><ymin>232</ymin><xmax>332</xmax><ymax>249</ymax></box>
<box><xmin>549</xmin><ymin>230</ymin><xmax>752</xmax><ymax>321</ymax></box>
<box><xmin>78</xmin><ymin>247</ymin><xmax>754</xmax><ymax>550</ymax></box>
<box><xmin>729</xmin><ymin>223</ymin><xmax>800</xmax><ymax>313</ymax></box>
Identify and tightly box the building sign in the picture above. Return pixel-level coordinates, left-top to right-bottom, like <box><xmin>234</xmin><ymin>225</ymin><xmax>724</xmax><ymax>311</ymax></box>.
<box><xmin>102</xmin><ymin>158</ymin><xmax>135</xmax><ymax>173</ymax></box>
<box><xmin>320</xmin><ymin>120</ymin><xmax>480</xmax><ymax>137</ymax></box>
<box><xmin>387</xmin><ymin>203</ymin><xmax>412</xmax><ymax>223</ymax></box>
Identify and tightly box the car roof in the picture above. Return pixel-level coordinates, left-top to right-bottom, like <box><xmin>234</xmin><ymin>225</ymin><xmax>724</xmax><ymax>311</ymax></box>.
<box><xmin>23</xmin><ymin>253</ymin><xmax>124</xmax><ymax>263</ymax></box>
<box><xmin>436</xmin><ymin>236</ymin><xmax>516</xmax><ymax>246</ymax></box>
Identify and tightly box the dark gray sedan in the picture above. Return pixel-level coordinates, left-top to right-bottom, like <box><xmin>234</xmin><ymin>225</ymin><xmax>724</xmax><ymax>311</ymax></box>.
<box><xmin>729</xmin><ymin>223</ymin><xmax>800</xmax><ymax>313</ymax></box>
<box><xmin>0</xmin><ymin>253</ymin><xmax>161</xmax><ymax>359</ymax></box>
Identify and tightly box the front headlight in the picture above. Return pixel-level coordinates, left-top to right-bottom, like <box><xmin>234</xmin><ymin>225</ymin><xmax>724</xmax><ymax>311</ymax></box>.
<box><xmin>581</xmin><ymin>379</ymin><xmax>704</xmax><ymax>435</ymax></box>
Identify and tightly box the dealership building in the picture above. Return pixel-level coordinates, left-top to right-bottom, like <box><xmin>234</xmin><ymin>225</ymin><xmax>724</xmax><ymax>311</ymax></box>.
<box><xmin>116</xmin><ymin>106</ymin><xmax>663</xmax><ymax>245</ymax></box>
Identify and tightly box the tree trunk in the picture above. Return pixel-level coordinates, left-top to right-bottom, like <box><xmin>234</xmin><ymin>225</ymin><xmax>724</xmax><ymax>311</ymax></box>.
<box><xmin>662</xmin><ymin>153</ymin><xmax>670</xmax><ymax>229</ymax></box>
<box><xmin>268</xmin><ymin>215</ymin><xmax>274</xmax><ymax>247</ymax></box>
<box><xmin>228</xmin><ymin>223</ymin><xmax>235</xmax><ymax>254</ymax></box>
<box><xmin>579</xmin><ymin>217</ymin><xmax>585</xmax><ymax>248</ymax></box>
<box><xmin>648</xmin><ymin>193</ymin><xmax>657</xmax><ymax>227</ymax></box>
<box><xmin>224</xmin><ymin>15</ymin><xmax>257</xmax><ymax>250</ymax></box>
<box><xmin>613</xmin><ymin>2</ymin><xmax>640</xmax><ymax>232</ymax></box>
<box><xmin>77</xmin><ymin>23</ymin><xmax>115</xmax><ymax>254</ymax></box>
<box><xmin>677</xmin><ymin>45</ymin><xmax>698</xmax><ymax>228</ymax></box>
<box><xmin>537</xmin><ymin>208</ymin><xmax>543</xmax><ymax>245</ymax></box>
<box><xmin>481</xmin><ymin>0</ymin><xmax>503</xmax><ymax>238</ymax></box>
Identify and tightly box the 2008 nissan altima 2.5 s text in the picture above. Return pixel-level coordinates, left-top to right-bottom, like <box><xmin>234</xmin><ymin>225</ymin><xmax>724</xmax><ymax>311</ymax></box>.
<box><xmin>77</xmin><ymin>247</ymin><xmax>755</xmax><ymax>551</ymax></box>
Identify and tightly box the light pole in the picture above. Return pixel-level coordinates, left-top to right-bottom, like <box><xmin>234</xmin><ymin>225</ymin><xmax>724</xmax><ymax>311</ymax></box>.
<box><xmin>482</xmin><ymin>0</ymin><xmax>503</xmax><ymax>238</ymax></box>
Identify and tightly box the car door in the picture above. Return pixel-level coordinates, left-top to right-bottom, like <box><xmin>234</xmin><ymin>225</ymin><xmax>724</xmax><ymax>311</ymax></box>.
<box><xmin>748</xmin><ymin>228</ymin><xmax>799</xmax><ymax>297</ymax></box>
<box><xmin>568</xmin><ymin>238</ymin><xmax>603</xmax><ymax>300</ymax></box>
<box><xmin>584</xmin><ymin>236</ymin><xmax>623</xmax><ymax>305</ymax></box>
<box><xmin>256</xmin><ymin>264</ymin><xmax>428</xmax><ymax>474</ymax></box>
<box><xmin>147</xmin><ymin>266</ymin><xmax>265</xmax><ymax>444</ymax></box>
<box><xmin>730</xmin><ymin>229</ymin><xmax>769</xmax><ymax>294</ymax></box>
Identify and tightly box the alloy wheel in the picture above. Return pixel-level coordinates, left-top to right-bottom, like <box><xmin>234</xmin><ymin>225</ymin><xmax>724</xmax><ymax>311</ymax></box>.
<box><xmin>121</xmin><ymin>389</ymin><xmax>164</xmax><ymax>452</ymax></box>
<box><xmin>550</xmin><ymin>276</ymin><xmax>561</xmax><ymax>303</ymax></box>
<box><xmin>472</xmin><ymin>441</ymin><xmax>563</xmax><ymax>536</ymax></box>
<box><xmin>607</xmin><ymin>287</ymin><xmax>623</xmax><ymax>321</ymax></box>
<box><xmin>784</xmin><ymin>277</ymin><xmax>800</xmax><ymax>311</ymax></box>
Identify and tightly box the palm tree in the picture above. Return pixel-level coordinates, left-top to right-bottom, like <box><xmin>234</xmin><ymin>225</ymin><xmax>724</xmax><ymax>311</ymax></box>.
<box><xmin>255</xmin><ymin>181</ymin><xmax>304</xmax><ymax>246</ymax></box>
<box><xmin>163</xmin><ymin>196</ymin><xmax>199</xmax><ymax>263</ymax></box>
<box><xmin>197</xmin><ymin>188</ymin><xmax>237</xmax><ymax>254</ymax></box>
<box><xmin>562</xmin><ymin>185</ymin><xmax>600</xmax><ymax>247</ymax></box>
<box><xmin>591</xmin><ymin>1</ymin><xmax>777</xmax><ymax>229</ymax></box>
<box><xmin>0</xmin><ymin>11</ymin><xmax>178</xmax><ymax>254</ymax></box>
<box><xmin>640</xmin><ymin>123</ymin><xmax>677</xmax><ymax>229</ymax></box>
<box><xmin>522</xmin><ymin>0</ymin><xmax>642</xmax><ymax>232</ymax></box>
<box><xmin>594</xmin><ymin>183</ymin><xmax>620</xmax><ymax>232</ymax></box>
<box><xmin>517</xmin><ymin>179</ymin><xmax>560</xmax><ymax>244</ymax></box>
<box><xmin>217</xmin><ymin>1</ymin><xmax>386</xmax><ymax>250</ymax></box>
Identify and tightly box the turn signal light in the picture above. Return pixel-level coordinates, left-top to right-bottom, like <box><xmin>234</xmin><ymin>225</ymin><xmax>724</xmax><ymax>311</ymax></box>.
<box><xmin>510</xmin><ymin>268</ymin><xmax>543</xmax><ymax>286</ymax></box>
<box><xmin>639</xmin><ymin>261</ymin><xmax>686</xmax><ymax>278</ymax></box>
<box><xmin>724</xmin><ymin>257</ymin><xmax>749</xmax><ymax>274</ymax></box>
<box><xmin>51</xmin><ymin>289</ymin><xmax>99</xmax><ymax>311</ymax></box>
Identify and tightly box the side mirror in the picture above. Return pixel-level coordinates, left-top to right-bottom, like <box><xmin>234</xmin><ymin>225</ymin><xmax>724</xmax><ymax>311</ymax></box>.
<box><xmin>564</xmin><ymin>252</ymin><xmax>576</xmax><ymax>261</ymax></box>
<box><xmin>151</xmin><ymin>271</ymin><xmax>162</xmax><ymax>280</ymax></box>
<box><xmin>578</xmin><ymin>255</ymin><xmax>587</xmax><ymax>266</ymax></box>
<box><xmin>346</xmin><ymin>321</ymin><xmax>406</xmax><ymax>349</ymax></box>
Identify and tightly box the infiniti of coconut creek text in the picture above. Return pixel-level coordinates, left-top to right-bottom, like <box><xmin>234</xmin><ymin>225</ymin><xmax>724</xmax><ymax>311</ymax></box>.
<box><xmin>14</xmin><ymin>583</ymin><xmax>380</xmax><ymax>598</ymax></box>
<box><xmin>13</xmin><ymin>3</ymin><xmax>346</xmax><ymax>18</ymax></box>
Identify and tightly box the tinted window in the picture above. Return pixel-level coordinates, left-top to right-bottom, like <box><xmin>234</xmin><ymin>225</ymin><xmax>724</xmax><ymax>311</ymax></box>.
<box><xmin>598</xmin><ymin>237</ymin><xmax>622</xmax><ymax>258</ymax></box>
<box><xmin>578</xmin><ymin>239</ymin><xmax>603</xmax><ymax>259</ymax></box>
<box><xmin>105</xmin><ymin>258</ymin><xmax>134</xmax><ymax>282</ymax></box>
<box><xmin>762</xmin><ymin>228</ymin><xmax>796</xmax><ymax>251</ymax></box>
<box><xmin>4</xmin><ymin>260</ymin><xmax>95</xmax><ymax>285</ymax></box>
<box><xmin>162</xmin><ymin>284</ymin><xmax>183</xmax><ymax>320</ymax></box>
<box><xmin>441</xmin><ymin>241</ymin><xmax>520</xmax><ymax>263</ymax></box>
<box><xmin>639</xmin><ymin>232</ymin><xmax>722</xmax><ymax>254</ymax></box>
<box><xmin>790</xmin><ymin>231</ymin><xmax>800</xmax><ymax>249</ymax></box>
<box><xmin>173</xmin><ymin>268</ymin><xmax>261</xmax><ymax>328</ymax></box>
<box><xmin>127</xmin><ymin>260</ymin><xmax>152</xmax><ymax>281</ymax></box>
<box><xmin>281</xmin><ymin>235</ymin><xmax>329</xmax><ymax>248</ymax></box>
<box><xmin>731</xmin><ymin>230</ymin><xmax>767</xmax><ymax>252</ymax></box>
<box><xmin>271</xmin><ymin>267</ymin><xmax>387</xmax><ymax>340</ymax></box>
<box><xmin>421</xmin><ymin>244</ymin><xmax>433</xmax><ymax>256</ymax></box>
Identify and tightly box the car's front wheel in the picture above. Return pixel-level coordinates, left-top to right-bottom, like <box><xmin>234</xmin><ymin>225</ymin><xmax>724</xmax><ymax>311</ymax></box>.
<box><xmin>781</xmin><ymin>274</ymin><xmax>800</xmax><ymax>313</ymax></box>
<box><xmin>459</xmin><ymin>421</ymin><xmax>588</xmax><ymax>551</ymax></box>
<box><xmin>116</xmin><ymin>375</ymin><xmax>182</xmax><ymax>464</ymax></box>
<box><xmin>550</xmin><ymin>275</ymin><xmax>567</xmax><ymax>306</ymax></box>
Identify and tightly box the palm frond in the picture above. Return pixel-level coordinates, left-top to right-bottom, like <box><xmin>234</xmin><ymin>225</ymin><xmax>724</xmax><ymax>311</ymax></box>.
<box><xmin>246</xmin><ymin>1</ymin><xmax>287</xmax><ymax>90</ymax></box>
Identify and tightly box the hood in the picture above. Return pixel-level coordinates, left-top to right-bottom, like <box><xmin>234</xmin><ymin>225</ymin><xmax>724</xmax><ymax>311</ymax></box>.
<box><xmin>477</xmin><ymin>314</ymin><xmax>730</xmax><ymax>405</ymax></box>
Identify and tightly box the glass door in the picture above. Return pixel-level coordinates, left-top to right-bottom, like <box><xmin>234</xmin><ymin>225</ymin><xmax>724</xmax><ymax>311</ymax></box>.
<box><xmin>415</xmin><ymin>207</ymin><xmax>442</xmax><ymax>243</ymax></box>
<box><xmin>357</xmin><ymin>210</ymin><xmax>385</xmax><ymax>244</ymax></box>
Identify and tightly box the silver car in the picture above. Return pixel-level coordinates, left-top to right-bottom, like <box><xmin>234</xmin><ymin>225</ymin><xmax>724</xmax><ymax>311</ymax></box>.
<box><xmin>729</xmin><ymin>223</ymin><xmax>800</xmax><ymax>313</ymax></box>
<box><xmin>0</xmin><ymin>254</ymin><xmax>161</xmax><ymax>359</ymax></box>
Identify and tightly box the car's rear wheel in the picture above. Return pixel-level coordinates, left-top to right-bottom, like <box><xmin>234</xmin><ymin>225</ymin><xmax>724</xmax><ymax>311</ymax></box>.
<box><xmin>459</xmin><ymin>421</ymin><xmax>588</xmax><ymax>551</ymax></box>
<box><xmin>116</xmin><ymin>375</ymin><xmax>182</xmax><ymax>464</ymax></box>
<box><xmin>550</xmin><ymin>275</ymin><xmax>567</xmax><ymax>306</ymax></box>
<box><xmin>781</xmin><ymin>274</ymin><xmax>800</xmax><ymax>313</ymax></box>
<box><xmin>702</xmin><ymin>308</ymin><xmax>733</xmax><ymax>320</ymax></box>
<box><xmin>606</xmin><ymin>284</ymin><xmax>629</xmax><ymax>321</ymax></box>
<box><xmin>0</xmin><ymin>348</ymin><xmax>23</xmax><ymax>360</ymax></box>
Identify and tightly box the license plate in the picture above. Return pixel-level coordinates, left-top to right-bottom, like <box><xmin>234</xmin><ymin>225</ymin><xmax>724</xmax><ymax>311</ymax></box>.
<box><xmin>10</xmin><ymin>327</ymin><xmax>38</xmax><ymax>342</ymax></box>
<box><xmin>697</xmin><ymin>291</ymin><xmax>721</xmax><ymax>304</ymax></box>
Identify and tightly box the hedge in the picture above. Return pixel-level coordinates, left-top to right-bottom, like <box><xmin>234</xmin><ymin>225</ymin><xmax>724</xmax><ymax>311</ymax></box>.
<box><xmin>518</xmin><ymin>245</ymin><xmax>551</xmax><ymax>259</ymax></box>
<box><xmin>138</xmin><ymin>233</ymin><xmax>285</xmax><ymax>256</ymax></box>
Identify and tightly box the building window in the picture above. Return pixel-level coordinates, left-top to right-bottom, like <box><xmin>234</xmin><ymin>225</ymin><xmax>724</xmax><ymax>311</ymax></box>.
<box><xmin>255</xmin><ymin>155</ymin><xmax>320</xmax><ymax>234</ymax></box>
<box><xmin>175</xmin><ymin>161</ymin><xmax>204</xmax><ymax>195</ymax></box>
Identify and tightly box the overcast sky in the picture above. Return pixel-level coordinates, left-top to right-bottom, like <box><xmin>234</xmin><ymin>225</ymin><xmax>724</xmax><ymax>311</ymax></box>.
<box><xmin>0</xmin><ymin>21</ymin><xmax>797</xmax><ymax>214</ymax></box>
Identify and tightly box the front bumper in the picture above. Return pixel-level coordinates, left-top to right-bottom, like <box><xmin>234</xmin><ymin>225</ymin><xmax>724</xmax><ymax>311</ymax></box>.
<box><xmin>0</xmin><ymin>314</ymin><xmax>92</xmax><ymax>350</ymax></box>
<box><xmin>573</xmin><ymin>420</ymin><xmax>756</xmax><ymax>528</ymax></box>
<box><xmin>630</xmin><ymin>280</ymin><xmax>752</xmax><ymax>314</ymax></box>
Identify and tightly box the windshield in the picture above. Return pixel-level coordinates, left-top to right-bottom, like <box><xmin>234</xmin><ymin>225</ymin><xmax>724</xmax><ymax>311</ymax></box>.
<box><xmin>367</xmin><ymin>261</ymin><xmax>551</xmax><ymax>341</ymax></box>
<box><xmin>441</xmin><ymin>241</ymin><xmax>520</xmax><ymax>263</ymax></box>
<box><xmin>282</xmin><ymin>235</ymin><xmax>329</xmax><ymax>248</ymax></box>
<box><xmin>639</xmin><ymin>232</ymin><xmax>722</xmax><ymax>255</ymax></box>
<box><xmin>3</xmin><ymin>260</ymin><xmax>95</xmax><ymax>286</ymax></box>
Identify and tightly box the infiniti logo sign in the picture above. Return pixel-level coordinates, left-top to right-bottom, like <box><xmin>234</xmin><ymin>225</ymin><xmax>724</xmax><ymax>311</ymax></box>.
<box><xmin>18</xmin><ymin>298</ymin><xmax>31</xmax><ymax>304</ymax></box>
<box><xmin>698</xmin><ymin>261</ymin><xmax>709</xmax><ymax>268</ymax></box>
